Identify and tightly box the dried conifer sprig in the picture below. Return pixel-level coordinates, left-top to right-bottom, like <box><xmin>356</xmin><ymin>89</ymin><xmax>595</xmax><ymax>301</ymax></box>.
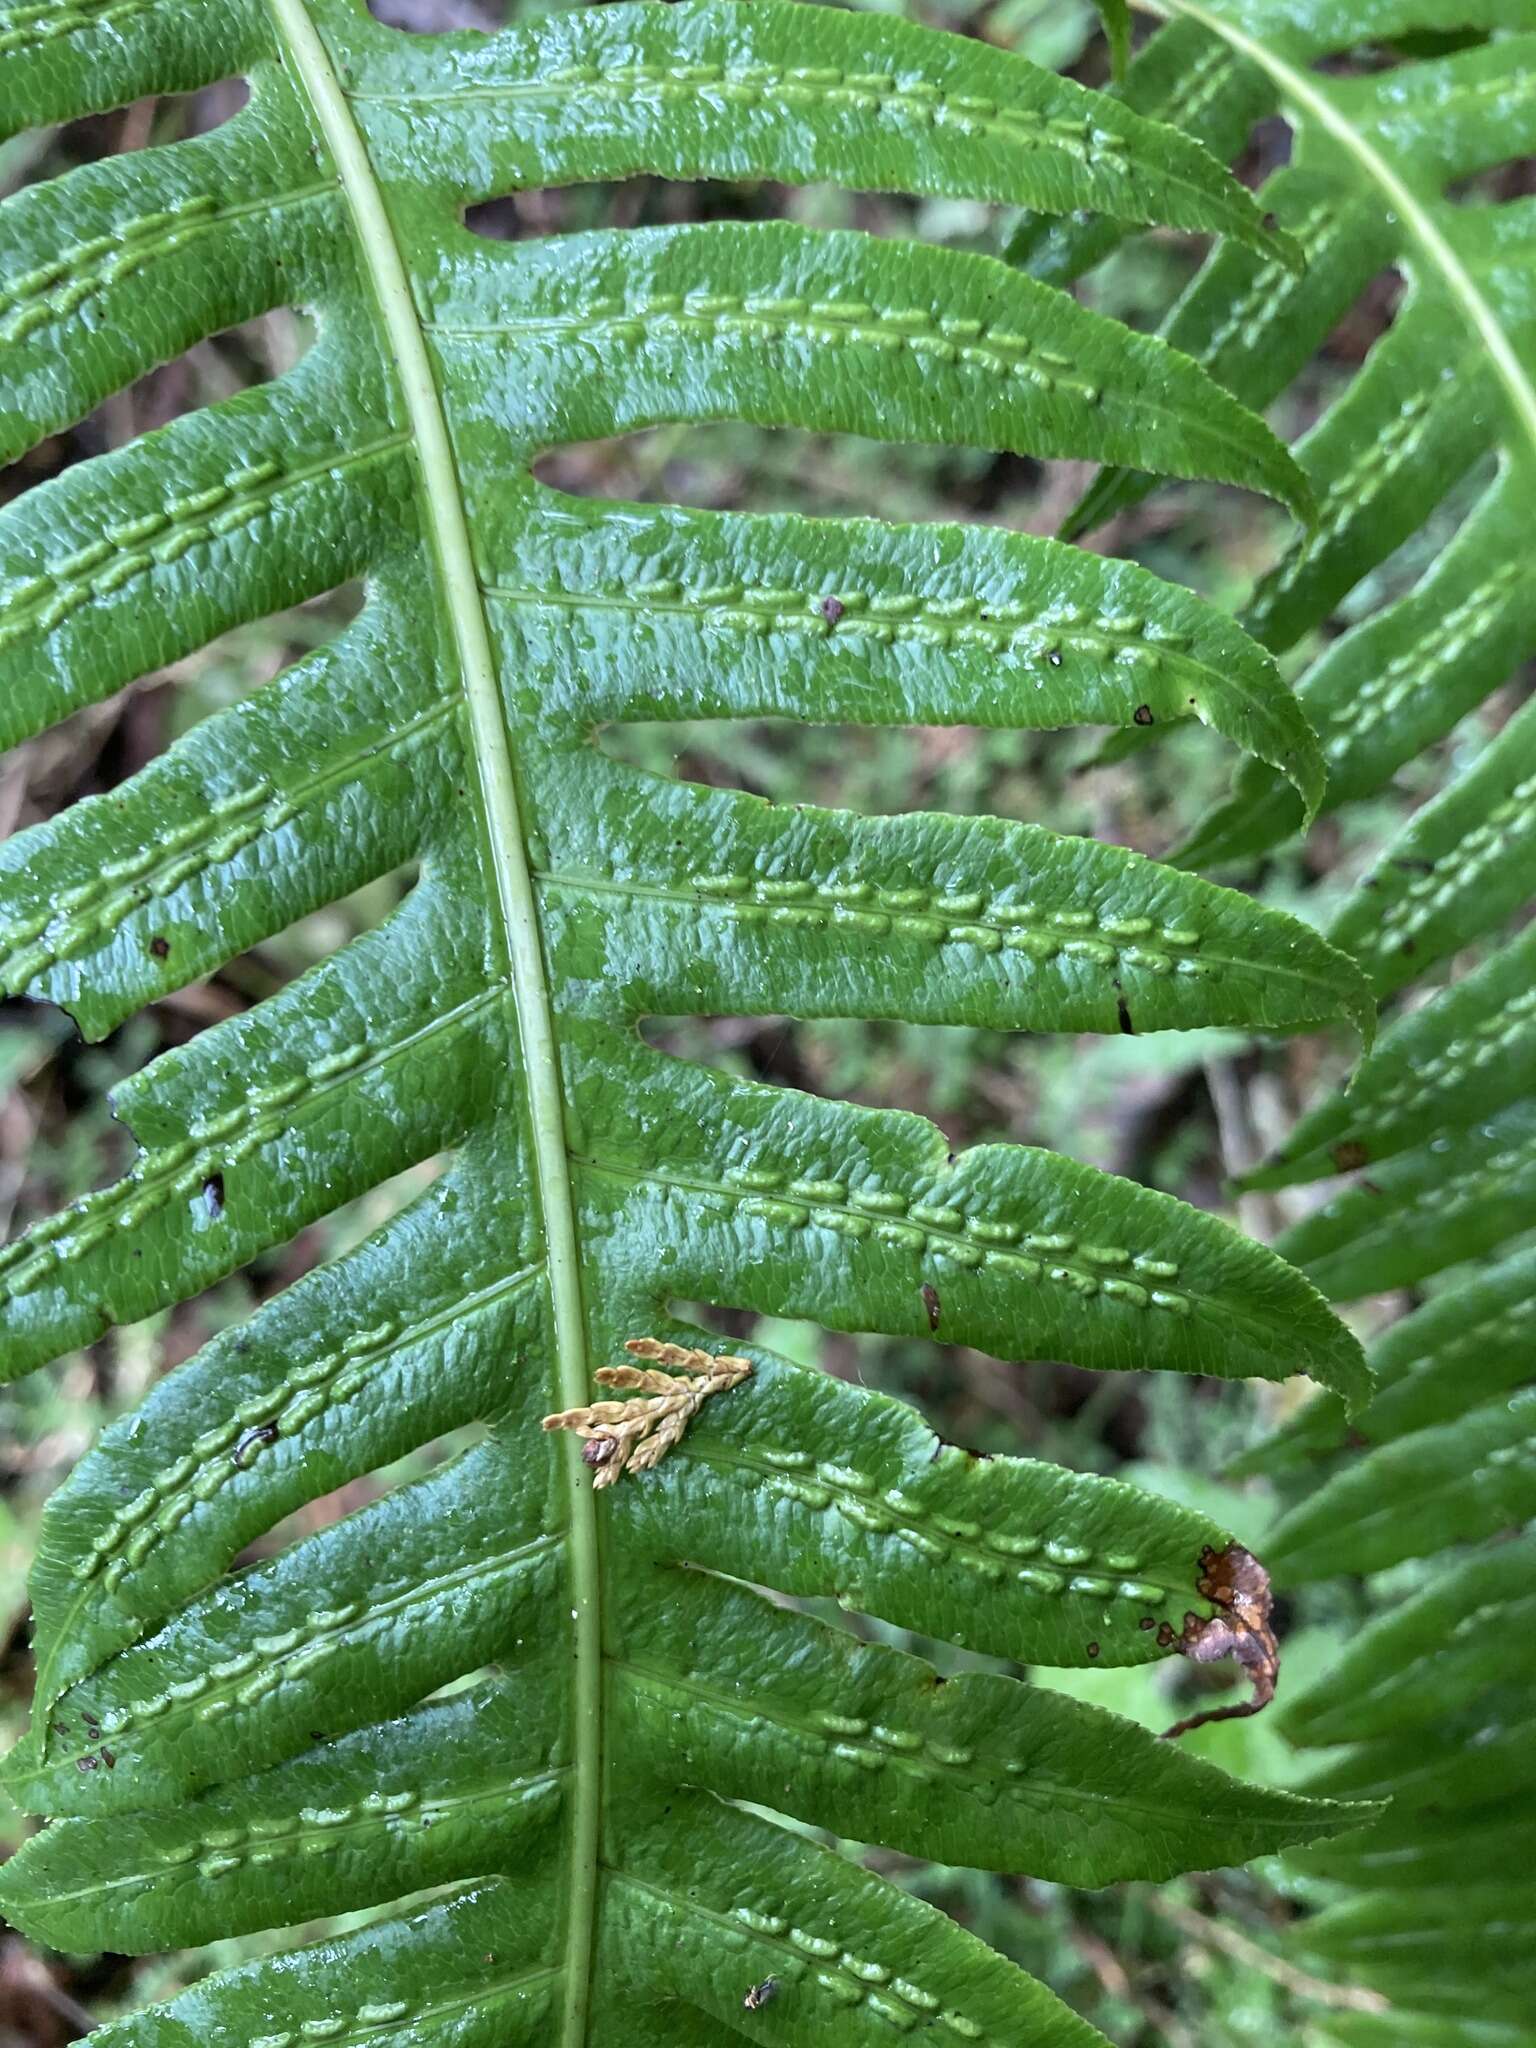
<box><xmin>542</xmin><ymin>1340</ymin><xmax>753</xmax><ymax>1489</ymax></box>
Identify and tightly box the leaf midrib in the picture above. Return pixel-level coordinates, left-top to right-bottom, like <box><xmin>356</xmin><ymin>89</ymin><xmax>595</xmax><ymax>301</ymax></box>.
<box><xmin>260</xmin><ymin>5</ymin><xmax>601</xmax><ymax>2041</ymax></box>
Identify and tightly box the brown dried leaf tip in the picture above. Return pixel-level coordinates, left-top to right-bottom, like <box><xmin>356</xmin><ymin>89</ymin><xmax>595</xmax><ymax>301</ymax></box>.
<box><xmin>1162</xmin><ymin>1544</ymin><xmax>1279</xmax><ymax>1741</ymax></box>
<box><xmin>541</xmin><ymin>1339</ymin><xmax>753</xmax><ymax>1489</ymax></box>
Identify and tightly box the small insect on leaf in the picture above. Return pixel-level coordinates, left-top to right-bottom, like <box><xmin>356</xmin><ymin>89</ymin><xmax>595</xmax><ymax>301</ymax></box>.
<box><xmin>743</xmin><ymin>1977</ymin><xmax>781</xmax><ymax>2012</ymax></box>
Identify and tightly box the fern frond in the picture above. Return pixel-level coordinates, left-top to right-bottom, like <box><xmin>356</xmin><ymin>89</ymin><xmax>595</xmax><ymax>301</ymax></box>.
<box><xmin>0</xmin><ymin>2</ymin><xmax>1373</xmax><ymax>2038</ymax></box>
<box><xmin>1235</xmin><ymin>1242</ymin><xmax>1536</xmax><ymax>1473</ymax></box>
<box><xmin>1049</xmin><ymin>3</ymin><xmax>1536</xmax><ymax>864</ymax></box>
<box><xmin>1126</xmin><ymin>4</ymin><xmax>1536</xmax><ymax>2023</ymax></box>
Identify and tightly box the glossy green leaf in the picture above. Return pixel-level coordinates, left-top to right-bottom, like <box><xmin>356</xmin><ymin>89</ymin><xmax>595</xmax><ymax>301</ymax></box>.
<box><xmin>1173</xmin><ymin>449</ymin><xmax>1536</xmax><ymax>868</ymax></box>
<box><xmin>1305</xmin><ymin>1683</ymin><xmax>1534</xmax><ymax>1815</ymax></box>
<box><xmin>1</xmin><ymin>1573</ymin><xmax>1364</xmax><ymax>1955</ymax></box>
<box><xmin>1282</xmin><ymin>1529</ymin><xmax>1536</xmax><ymax>1745</ymax></box>
<box><xmin>1247</xmin><ymin>922</ymin><xmax>1536</xmax><ymax>1188</ymax></box>
<box><xmin>1290</xmin><ymin>1794</ymin><xmax>1536</xmax><ymax>1898</ymax></box>
<box><xmin>351</xmin><ymin>0</ymin><xmax>1268</xmax><ymax>245</ymax></box>
<box><xmin>1277</xmin><ymin>1099</ymin><xmax>1536</xmax><ymax>1301</ymax></box>
<box><xmin>1091</xmin><ymin>0</ymin><xmax>1536</xmax><ymax>876</ymax></box>
<box><xmin>1007</xmin><ymin>17</ymin><xmax>1278</xmax><ymax>288</ymax></box>
<box><xmin>1329</xmin><ymin>689</ymin><xmax>1536</xmax><ymax>999</ymax></box>
<box><xmin>0</xmin><ymin>0</ymin><xmax>1367</xmax><ymax>2037</ymax></box>
<box><xmin>1171</xmin><ymin>35</ymin><xmax>1536</xmax><ymax>2014</ymax></box>
<box><xmin>1238</xmin><ymin>1243</ymin><xmax>1536</xmax><ymax>1474</ymax></box>
<box><xmin>1299</xmin><ymin>1885</ymin><xmax>1536</xmax><ymax>2027</ymax></box>
<box><xmin>1267</xmin><ymin>1387</ymin><xmax>1536</xmax><ymax>1582</ymax></box>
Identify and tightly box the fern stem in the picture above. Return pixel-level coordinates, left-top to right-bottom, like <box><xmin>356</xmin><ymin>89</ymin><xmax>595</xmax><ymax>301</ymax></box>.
<box><xmin>259</xmin><ymin>4</ymin><xmax>602</xmax><ymax>2036</ymax></box>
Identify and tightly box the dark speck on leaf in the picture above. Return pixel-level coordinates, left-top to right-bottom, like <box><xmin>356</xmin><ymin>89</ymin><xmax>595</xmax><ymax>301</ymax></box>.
<box><xmin>149</xmin><ymin>935</ymin><xmax>170</xmax><ymax>959</ymax></box>
<box><xmin>1116</xmin><ymin>992</ymin><xmax>1135</xmax><ymax>1035</ymax></box>
<box><xmin>75</xmin><ymin>1754</ymin><xmax>99</xmax><ymax>1772</ymax></box>
<box><xmin>1331</xmin><ymin>1140</ymin><xmax>1369</xmax><ymax>1172</ymax></box>
<box><xmin>921</xmin><ymin>1282</ymin><xmax>941</xmax><ymax>1331</ymax></box>
<box><xmin>1132</xmin><ymin>703</ymin><xmax>1155</xmax><ymax>727</ymax></box>
<box><xmin>202</xmin><ymin>1172</ymin><xmax>225</xmax><ymax>1220</ymax></box>
<box><xmin>820</xmin><ymin>595</ymin><xmax>844</xmax><ymax>624</ymax></box>
<box><xmin>233</xmin><ymin>1421</ymin><xmax>279</xmax><ymax>1468</ymax></box>
<box><xmin>101</xmin><ymin>1748</ymin><xmax>115</xmax><ymax>1769</ymax></box>
<box><xmin>1139</xmin><ymin>1616</ymin><xmax>1157</xmax><ymax>1631</ymax></box>
<box><xmin>1086</xmin><ymin>1641</ymin><xmax>1100</xmax><ymax>1658</ymax></box>
<box><xmin>1046</xmin><ymin>647</ymin><xmax>1062</xmax><ymax>667</ymax></box>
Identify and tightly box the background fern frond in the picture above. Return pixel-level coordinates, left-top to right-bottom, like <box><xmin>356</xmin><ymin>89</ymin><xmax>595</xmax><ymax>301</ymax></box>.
<box><xmin>1089</xmin><ymin>0</ymin><xmax>1536</xmax><ymax>2028</ymax></box>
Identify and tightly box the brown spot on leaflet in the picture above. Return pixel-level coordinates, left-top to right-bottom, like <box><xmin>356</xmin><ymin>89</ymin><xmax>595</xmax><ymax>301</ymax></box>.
<box><xmin>1132</xmin><ymin>703</ymin><xmax>1155</xmax><ymax>726</ymax></box>
<box><xmin>819</xmin><ymin>595</ymin><xmax>844</xmax><ymax>624</ymax></box>
<box><xmin>149</xmin><ymin>935</ymin><xmax>170</xmax><ymax>959</ymax></box>
<box><xmin>1086</xmin><ymin>1641</ymin><xmax>1100</xmax><ymax>1658</ymax></box>
<box><xmin>1162</xmin><ymin>1545</ymin><xmax>1280</xmax><ymax>1740</ymax></box>
<box><xmin>921</xmin><ymin>1282</ymin><xmax>941</xmax><ymax>1332</ymax></box>
<box><xmin>1331</xmin><ymin>1140</ymin><xmax>1369</xmax><ymax>1172</ymax></box>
